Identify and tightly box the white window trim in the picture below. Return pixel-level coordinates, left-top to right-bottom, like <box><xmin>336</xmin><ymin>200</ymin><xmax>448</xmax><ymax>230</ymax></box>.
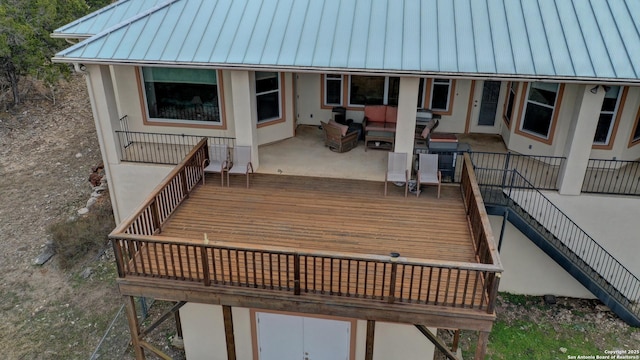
<box><xmin>323</xmin><ymin>74</ymin><xmax>343</xmax><ymax>107</ymax></box>
<box><xmin>430</xmin><ymin>78</ymin><xmax>452</xmax><ymax>112</ymax></box>
<box><xmin>256</xmin><ymin>72</ymin><xmax>282</xmax><ymax>123</ymax></box>
<box><xmin>593</xmin><ymin>87</ymin><xmax>622</xmax><ymax>146</ymax></box>
<box><xmin>519</xmin><ymin>83</ymin><xmax>560</xmax><ymax>140</ymax></box>
<box><xmin>140</xmin><ymin>68</ymin><xmax>223</xmax><ymax>126</ymax></box>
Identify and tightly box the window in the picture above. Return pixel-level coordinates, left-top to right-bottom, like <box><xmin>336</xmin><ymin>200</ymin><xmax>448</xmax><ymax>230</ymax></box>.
<box><xmin>348</xmin><ymin>75</ymin><xmax>399</xmax><ymax>106</ymax></box>
<box><xmin>430</xmin><ymin>79</ymin><xmax>452</xmax><ymax>111</ymax></box>
<box><xmin>141</xmin><ymin>67</ymin><xmax>221</xmax><ymax>124</ymax></box>
<box><xmin>504</xmin><ymin>82</ymin><xmax>518</xmax><ymax>127</ymax></box>
<box><xmin>520</xmin><ymin>82</ymin><xmax>560</xmax><ymax>139</ymax></box>
<box><xmin>256</xmin><ymin>72</ymin><xmax>281</xmax><ymax>123</ymax></box>
<box><xmin>593</xmin><ymin>86</ymin><xmax>621</xmax><ymax>146</ymax></box>
<box><xmin>324</xmin><ymin>74</ymin><xmax>343</xmax><ymax>106</ymax></box>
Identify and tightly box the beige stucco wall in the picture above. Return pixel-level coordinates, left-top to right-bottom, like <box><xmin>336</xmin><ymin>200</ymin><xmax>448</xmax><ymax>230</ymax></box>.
<box><xmin>489</xmin><ymin>215</ymin><xmax>595</xmax><ymax>298</ymax></box>
<box><xmin>492</xmin><ymin>190</ymin><xmax>639</xmax><ymax>298</ymax></box>
<box><xmin>503</xmin><ymin>83</ymin><xmax>640</xmax><ymax>162</ymax></box>
<box><xmin>180</xmin><ymin>304</ymin><xmax>436</xmax><ymax>360</ymax></box>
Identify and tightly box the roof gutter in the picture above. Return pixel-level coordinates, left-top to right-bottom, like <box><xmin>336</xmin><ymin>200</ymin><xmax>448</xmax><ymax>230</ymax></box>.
<box><xmin>50</xmin><ymin>57</ymin><xmax>640</xmax><ymax>86</ymax></box>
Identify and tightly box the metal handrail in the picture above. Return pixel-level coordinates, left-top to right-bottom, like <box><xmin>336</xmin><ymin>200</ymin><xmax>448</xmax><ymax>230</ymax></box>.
<box><xmin>115</xmin><ymin>130</ymin><xmax>235</xmax><ymax>165</ymax></box>
<box><xmin>583</xmin><ymin>158</ymin><xmax>640</xmax><ymax>195</ymax></box>
<box><xmin>479</xmin><ymin>168</ymin><xmax>640</xmax><ymax>312</ymax></box>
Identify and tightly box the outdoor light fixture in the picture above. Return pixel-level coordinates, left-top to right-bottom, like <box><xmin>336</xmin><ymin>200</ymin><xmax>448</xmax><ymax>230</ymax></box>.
<box><xmin>590</xmin><ymin>85</ymin><xmax>599</xmax><ymax>94</ymax></box>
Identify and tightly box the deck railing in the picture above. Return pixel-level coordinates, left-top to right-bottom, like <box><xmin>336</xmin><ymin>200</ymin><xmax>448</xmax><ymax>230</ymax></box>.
<box><xmin>582</xmin><ymin>158</ymin><xmax>640</xmax><ymax>195</ymax></box>
<box><xmin>115</xmin><ymin>130</ymin><xmax>235</xmax><ymax>165</ymax></box>
<box><xmin>112</xmin><ymin>138</ymin><xmax>208</xmax><ymax>237</ymax></box>
<box><xmin>111</xmin><ymin>234</ymin><xmax>502</xmax><ymax>311</ymax></box>
<box><xmin>110</xmin><ymin>145</ymin><xmax>502</xmax><ymax>314</ymax></box>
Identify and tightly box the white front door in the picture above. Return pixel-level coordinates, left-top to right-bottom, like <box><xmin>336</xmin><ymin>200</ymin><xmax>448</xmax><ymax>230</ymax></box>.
<box><xmin>256</xmin><ymin>312</ymin><xmax>351</xmax><ymax>360</ymax></box>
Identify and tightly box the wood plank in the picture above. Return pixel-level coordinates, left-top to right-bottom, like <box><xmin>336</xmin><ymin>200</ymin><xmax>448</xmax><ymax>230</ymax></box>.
<box><xmin>161</xmin><ymin>174</ymin><xmax>476</xmax><ymax>262</ymax></box>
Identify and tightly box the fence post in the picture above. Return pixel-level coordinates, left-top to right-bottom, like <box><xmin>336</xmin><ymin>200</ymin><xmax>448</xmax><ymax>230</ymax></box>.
<box><xmin>294</xmin><ymin>254</ymin><xmax>301</xmax><ymax>295</ymax></box>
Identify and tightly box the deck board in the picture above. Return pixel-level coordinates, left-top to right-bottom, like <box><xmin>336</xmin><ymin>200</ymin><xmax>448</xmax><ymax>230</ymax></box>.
<box><xmin>161</xmin><ymin>174</ymin><xmax>477</xmax><ymax>263</ymax></box>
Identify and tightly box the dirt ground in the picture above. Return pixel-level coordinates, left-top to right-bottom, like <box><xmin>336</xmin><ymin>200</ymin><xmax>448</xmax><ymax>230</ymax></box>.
<box><xmin>0</xmin><ymin>75</ymin><xmax>121</xmax><ymax>359</ymax></box>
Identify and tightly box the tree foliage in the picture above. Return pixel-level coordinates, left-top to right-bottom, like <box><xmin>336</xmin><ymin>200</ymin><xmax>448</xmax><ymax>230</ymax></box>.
<box><xmin>0</xmin><ymin>0</ymin><xmax>111</xmax><ymax>106</ymax></box>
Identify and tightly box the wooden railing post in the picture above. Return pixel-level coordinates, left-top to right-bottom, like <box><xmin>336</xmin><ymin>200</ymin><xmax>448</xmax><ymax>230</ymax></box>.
<box><xmin>486</xmin><ymin>273</ymin><xmax>501</xmax><ymax>314</ymax></box>
<box><xmin>388</xmin><ymin>257</ymin><xmax>399</xmax><ymax>304</ymax></box>
<box><xmin>293</xmin><ymin>254</ymin><xmax>301</xmax><ymax>295</ymax></box>
<box><xmin>180</xmin><ymin>169</ymin><xmax>189</xmax><ymax>200</ymax></box>
<box><xmin>112</xmin><ymin>239</ymin><xmax>126</xmax><ymax>277</ymax></box>
<box><xmin>201</xmin><ymin>247</ymin><xmax>211</xmax><ymax>286</ymax></box>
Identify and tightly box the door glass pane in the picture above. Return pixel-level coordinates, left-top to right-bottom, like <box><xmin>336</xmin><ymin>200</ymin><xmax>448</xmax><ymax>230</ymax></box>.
<box><xmin>478</xmin><ymin>81</ymin><xmax>501</xmax><ymax>126</ymax></box>
<box><xmin>387</xmin><ymin>77</ymin><xmax>400</xmax><ymax>106</ymax></box>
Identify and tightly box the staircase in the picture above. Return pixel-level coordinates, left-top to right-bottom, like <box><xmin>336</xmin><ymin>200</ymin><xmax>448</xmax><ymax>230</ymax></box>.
<box><xmin>475</xmin><ymin>168</ymin><xmax>640</xmax><ymax>327</ymax></box>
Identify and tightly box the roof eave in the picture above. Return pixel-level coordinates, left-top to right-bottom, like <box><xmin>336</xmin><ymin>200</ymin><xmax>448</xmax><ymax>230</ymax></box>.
<box><xmin>51</xmin><ymin>57</ymin><xmax>640</xmax><ymax>86</ymax></box>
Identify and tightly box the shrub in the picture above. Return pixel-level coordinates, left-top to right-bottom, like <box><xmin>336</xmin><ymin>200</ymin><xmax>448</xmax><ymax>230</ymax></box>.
<box><xmin>48</xmin><ymin>198</ymin><xmax>114</xmax><ymax>269</ymax></box>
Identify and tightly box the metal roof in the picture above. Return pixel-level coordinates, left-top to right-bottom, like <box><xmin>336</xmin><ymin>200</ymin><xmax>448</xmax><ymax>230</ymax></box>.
<box><xmin>52</xmin><ymin>0</ymin><xmax>168</xmax><ymax>39</ymax></box>
<box><xmin>53</xmin><ymin>0</ymin><xmax>640</xmax><ymax>82</ymax></box>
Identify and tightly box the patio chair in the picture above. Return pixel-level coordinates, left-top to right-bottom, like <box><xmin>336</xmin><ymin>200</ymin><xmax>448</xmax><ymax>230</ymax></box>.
<box><xmin>227</xmin><ymin>146</ymin><xmax>254</xmax><ymax>188</ymax></box>
<box><xmin>202</xmin><ymin>143</ymin><xmax>229</xmax><ymax>186</ymax></box>
<box><xmin>416</xmin><ymin>153</ymin><xmax>441</xmax><ymax>198</ymax></box>
<box><xmin>385</xmin><ymin>152</ymin><xmax>409</xmax><ymax>197</ymax></box>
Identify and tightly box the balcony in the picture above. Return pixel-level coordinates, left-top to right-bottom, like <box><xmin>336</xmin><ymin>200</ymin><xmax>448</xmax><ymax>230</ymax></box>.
<box><xmin>110</xmin><ymin>139</ymin><xmax>502</xmax><ymax>332</ymax></box>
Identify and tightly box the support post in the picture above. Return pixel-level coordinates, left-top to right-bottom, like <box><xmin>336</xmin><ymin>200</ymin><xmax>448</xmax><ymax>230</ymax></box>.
<box><xmin>222</xmin><ymin>305</ymin><xmax>237</xmax><ymax>360</ymax></box>
<box><xmin>365</xmin><ymin>320</ymin><xmax>375</xmax><ymax>360</ymax></box>
<box><xmin>124</xmin><ymin>296</ymin><xmax>146</xmax><ymax>360</ymax></box>
<box><xmin>475</xmin><ymin>331</ymin><xmax>490</xmax><ymax>360</ymax></box>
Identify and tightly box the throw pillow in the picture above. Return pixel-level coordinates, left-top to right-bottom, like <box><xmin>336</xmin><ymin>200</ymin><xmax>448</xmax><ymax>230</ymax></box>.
<box><xmin>329</xmin><ymin>119</ymin><xmax>349</xmax><ymax>136</ymax></box>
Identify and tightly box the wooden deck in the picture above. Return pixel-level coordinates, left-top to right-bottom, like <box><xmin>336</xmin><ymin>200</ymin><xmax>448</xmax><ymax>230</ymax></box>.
<box><xmin>110</xmin><ymin>141</ymin><xmax>501</xmax><ymax>331</ymax></box>
<box><xmin>162</xmin><ymin>174</ymin><xmax>476</xmax><ymax>263</ymax></box>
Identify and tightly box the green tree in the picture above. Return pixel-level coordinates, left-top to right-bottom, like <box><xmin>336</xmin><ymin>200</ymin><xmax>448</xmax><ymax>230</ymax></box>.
<box><xmin>0</xmin><ymin>0</ymin><xmax>90</xmax><ymax>106</ymax></box>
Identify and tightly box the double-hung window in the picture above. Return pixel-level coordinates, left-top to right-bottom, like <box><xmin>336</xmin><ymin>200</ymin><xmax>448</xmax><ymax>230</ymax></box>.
<box><xmin>141</xmin><ymin>67</ymin><xmax>221</xmax><ymax>124</ymax></box>
<box><xmin>256</xmin><ymin>72</ymin><xmax>282</xmax><ymax>123</ymax></box>
<box><xmin>348</xmin><ymin>76</ymin><xmax>399</xmax><ymax>106</ymax></box>
<box><xmin>593</xmin><ymin>86</ymin><xmax>622</xmax><ymax>146</ymax></box>
<box><xmin>324</xmin><ymin>74</ymin><xmax>343</xmax><ymax>106</ymax></box>
<box><xmin>520</xmin><ymin>82</ymin><xmax>561</xmax><ymax>139</ymax></box>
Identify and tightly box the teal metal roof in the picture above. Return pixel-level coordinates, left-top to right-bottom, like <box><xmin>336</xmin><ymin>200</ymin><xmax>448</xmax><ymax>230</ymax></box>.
<box><xmin>52</xmin><ymin>0</ymin><xmax>168</xmax><ymax>39</ymax></box>
<box><xmin>53</xmin><ymin>0</ymin><xmax>640</xmax><ymax>82</ymax></box>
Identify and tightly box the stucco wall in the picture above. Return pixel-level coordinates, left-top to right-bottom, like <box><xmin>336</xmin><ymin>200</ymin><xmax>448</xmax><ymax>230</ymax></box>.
<box><xmin>489</xmin><ymin>215</ymin><xmax>595</xmax><ymax>298</ymax></box>
<box><xmin>180</xmin><ymin>304</ymin><xmax>436</xmax><ymax>360</ymax></box>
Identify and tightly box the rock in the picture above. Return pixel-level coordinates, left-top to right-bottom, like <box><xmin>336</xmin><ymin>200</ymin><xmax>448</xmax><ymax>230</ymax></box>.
<box><xmin>86</xmin><ymin>197</ymin><xmax>97</xmax><ymax>208</ymax></box>
<box><xmin>81</xmin><ymin>268</ymin><xmax>92</xmax><ymax>279</ymax></box>
<box><xmin>75</xmin><ymin>152</ymin><xmax>82</xmax><ymax>158</ymax></box>
<box><xmin>88</xmin><ymin>172</ymin><xmax>102</xmax><ymax>186</ymax></box>
<box><xmin>171</xmin><ymin>336</ymin><xmax>184</xmax><ymax>350</ymax></box>
<box><xmin>77</xmin><ymin>207</ymin><xmax>89</xmax><ymax>215</ymax></box>
<box><xmin>596</xmin><ymin>304</ymin><xmax>611</xmax><ymax>312</ymax></box>
<box><xmin>543</xmin><ymin>294</ymin><xmax>557</xmax><ymax>305</ymax></box>
<box><xmin>34</xmin><ymin>244</ymin><xmax>55</xmax><ymax>265</ymax></box>
<box><xmin>560</xmin><ymin>347</ymin><xmax>567</xmax><ymax>353</ymax></box>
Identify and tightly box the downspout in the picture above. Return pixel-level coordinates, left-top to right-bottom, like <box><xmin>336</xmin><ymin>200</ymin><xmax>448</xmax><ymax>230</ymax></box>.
<box><xmin>498</xmin><ymin>209</ymin><xmax>508</xmax><ymax>252</ymax></box>
<box><xmin>78</xmin><ymin>63</ymin><xmax>122</xmax><ymax>223</ymax></box>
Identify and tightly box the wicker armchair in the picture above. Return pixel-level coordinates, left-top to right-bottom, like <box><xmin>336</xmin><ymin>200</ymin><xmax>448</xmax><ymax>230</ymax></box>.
<box><xmin>321</xmin><ymin>121</ymin><xmax>359</xmax><ymax>153</ymax></box>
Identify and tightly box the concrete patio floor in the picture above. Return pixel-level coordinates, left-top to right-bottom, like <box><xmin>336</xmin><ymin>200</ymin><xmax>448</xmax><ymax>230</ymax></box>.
<box><xmin>258</xmin><ymin>125</ymin><xmax>507</xmax><ymax>181</ymax></box>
